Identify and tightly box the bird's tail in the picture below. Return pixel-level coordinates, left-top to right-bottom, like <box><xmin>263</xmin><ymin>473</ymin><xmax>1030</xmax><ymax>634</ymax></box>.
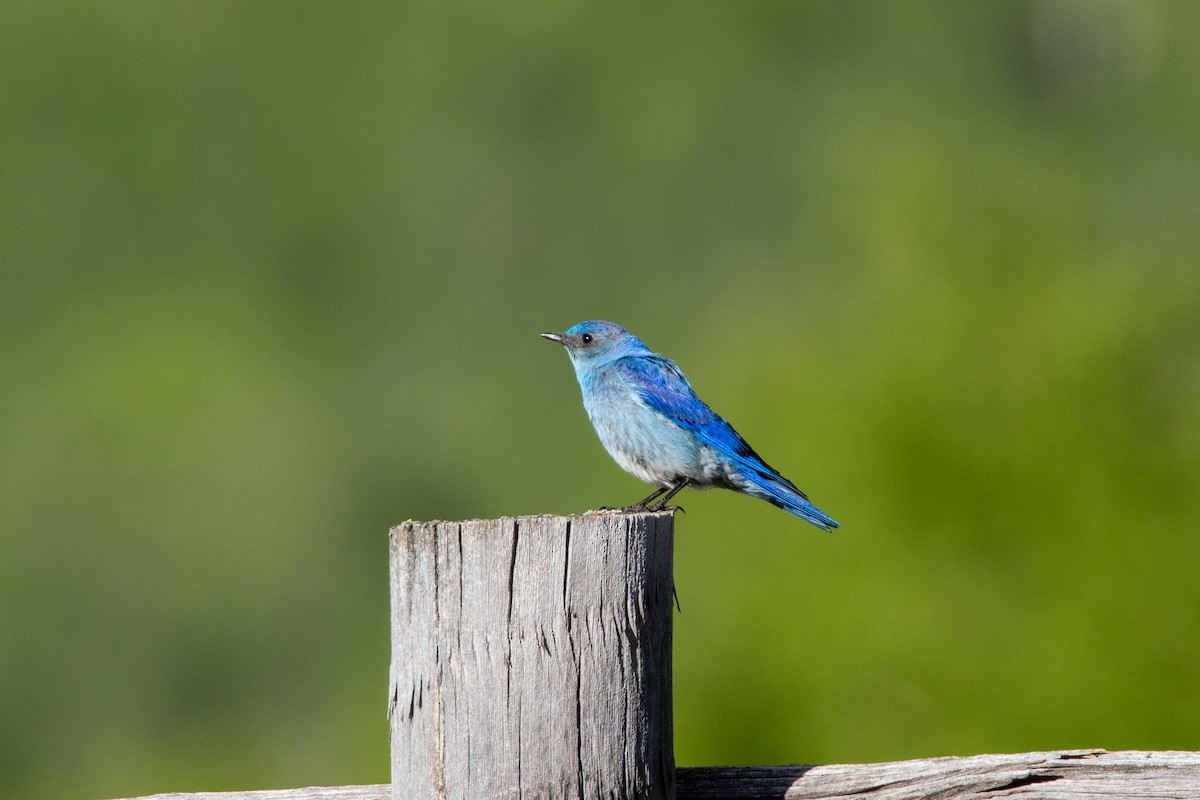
<box><xmin>735</xmin><ymin>470</ymin><xmax>839</xmax><ymax>531</ymax></box>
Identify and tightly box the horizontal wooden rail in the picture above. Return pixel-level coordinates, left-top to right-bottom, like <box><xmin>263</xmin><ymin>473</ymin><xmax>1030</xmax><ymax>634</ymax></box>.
<box><xmin>109</xmin><ymin>750</ymin><xmax>1200</xmax><ymax>799</ymax></box>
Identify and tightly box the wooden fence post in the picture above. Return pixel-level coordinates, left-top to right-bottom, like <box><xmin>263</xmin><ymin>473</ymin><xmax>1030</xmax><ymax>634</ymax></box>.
<box><xmin>388</xmin><ymin>512</ymin><xmax>675</xmax><ymax>800</ymax></box>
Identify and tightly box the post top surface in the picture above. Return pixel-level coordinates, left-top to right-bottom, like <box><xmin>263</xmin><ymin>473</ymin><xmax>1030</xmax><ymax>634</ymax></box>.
<box><xmin>391</xmin><ymin>509</ymin><xmax>676</xmax><ymax>532</ymax></box>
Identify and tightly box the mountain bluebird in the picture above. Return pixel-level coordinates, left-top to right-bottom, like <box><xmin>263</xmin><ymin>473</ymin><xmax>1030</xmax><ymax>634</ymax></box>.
<box><xmin>542</xmin><ymin>320</ymin><xmax>839</xmax><ymax>530</ymax></box>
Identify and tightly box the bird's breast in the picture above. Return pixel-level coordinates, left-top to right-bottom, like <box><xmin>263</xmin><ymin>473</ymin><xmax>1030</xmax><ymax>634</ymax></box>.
<box><xmin>581</xmin><ymin>375</ymin><xmax>722</xmax><ymax>487</ymax></box>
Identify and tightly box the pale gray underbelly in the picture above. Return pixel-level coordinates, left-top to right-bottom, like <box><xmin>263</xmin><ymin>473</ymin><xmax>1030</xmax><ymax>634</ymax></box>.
<box><xmin>585</xmin><ymin>393</ymin><xmax>726</xmax><ymax>487</ymax></box>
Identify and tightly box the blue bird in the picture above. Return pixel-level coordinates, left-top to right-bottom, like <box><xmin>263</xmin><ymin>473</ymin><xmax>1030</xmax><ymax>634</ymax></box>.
<box><xmin>542</xmin><ymin>321</ymin><xmax>838</xmax><ymax>530</ymax></box>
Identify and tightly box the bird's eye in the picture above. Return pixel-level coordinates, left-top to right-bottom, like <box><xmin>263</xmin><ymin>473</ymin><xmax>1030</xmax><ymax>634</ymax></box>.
<box><xmin>580</xmin><ymin>333</ymin><xmax>594</xmax><ymax>344</ymax></box>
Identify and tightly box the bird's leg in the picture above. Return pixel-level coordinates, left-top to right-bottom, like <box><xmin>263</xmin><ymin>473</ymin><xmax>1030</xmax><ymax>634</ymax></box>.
<box><xmin>629</xmin><ymin>485</ymin><xmax>670</xmax><ymax>509</ymax></box>
<box><xmin>612</xmin><ymin>481</ymin><xmax>689</xmax><ymax>514</ymax></box>
<box><xmin>648</xmin><ymin>478</ymin><xmax>691</xmax><ymax>511</ymax></box>
<box><xmin>601</xmin><ymin>486</ymin><xmax>667</xmax><ymax>512</ymax></box>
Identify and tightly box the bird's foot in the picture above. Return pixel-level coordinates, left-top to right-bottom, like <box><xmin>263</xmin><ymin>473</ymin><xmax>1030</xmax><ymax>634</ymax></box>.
<box><xmin>593</xmin><ymin>503</ymin><xmax>683</xmax><ymax>514</ymax></box>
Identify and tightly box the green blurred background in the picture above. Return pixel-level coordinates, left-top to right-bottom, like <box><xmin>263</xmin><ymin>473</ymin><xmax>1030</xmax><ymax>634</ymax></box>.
<box><xmin>4</xmin><ymin>1</ymin><xmax>1200</xmax><ymax>798</ymax></box>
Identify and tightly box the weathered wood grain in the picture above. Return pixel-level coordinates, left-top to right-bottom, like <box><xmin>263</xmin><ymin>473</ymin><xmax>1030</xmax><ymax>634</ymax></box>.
<box><xmin>676</xmin><ymin>750</ymin><xmax>1200</xmax><ymax>799</ymax></box>
<box><xmin>108</xmin><ymin>750</ymin><xmax>1200</xmax><ymax>800</ymax></box>
<box><xmin>111</xmin><ymin>788</ymin><xmax>388</xmax><ymax>800</ymax></box>
<box><xmin>388</xmin><ymin>512</ymin><xmax>676</xmax><ymax>800</ymax></box>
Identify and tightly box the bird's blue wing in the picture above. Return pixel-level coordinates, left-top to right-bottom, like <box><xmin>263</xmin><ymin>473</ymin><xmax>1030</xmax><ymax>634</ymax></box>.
<box><xmin>611</xmin><ymin>355</ymin><xmax>803</xmax><ymax>494</ymax></box>
<box><xmin>613</xmin><ymin>355</ymin><xmax>839</xmax><ymax>530</ymax></box>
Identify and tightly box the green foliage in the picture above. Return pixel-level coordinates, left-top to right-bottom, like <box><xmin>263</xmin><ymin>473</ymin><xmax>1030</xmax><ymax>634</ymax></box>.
<box><xmin>3</xmin><ymin>2</ymin><xmax>1199</xmax><ymax>797</ymax></box>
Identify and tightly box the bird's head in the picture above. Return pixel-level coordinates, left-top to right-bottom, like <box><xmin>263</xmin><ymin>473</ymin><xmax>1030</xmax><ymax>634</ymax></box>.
<box><xmin>541</xmin><ymin>320</ymin><xmax>652</xmax><ymax>374</ymax></box>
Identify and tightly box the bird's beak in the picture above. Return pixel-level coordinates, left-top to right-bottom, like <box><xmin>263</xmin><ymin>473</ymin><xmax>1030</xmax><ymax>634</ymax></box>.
<box><xmin>541</xmin><ymin>332</ymin><xmax>566</xmax><ymax>345</ymax></box>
